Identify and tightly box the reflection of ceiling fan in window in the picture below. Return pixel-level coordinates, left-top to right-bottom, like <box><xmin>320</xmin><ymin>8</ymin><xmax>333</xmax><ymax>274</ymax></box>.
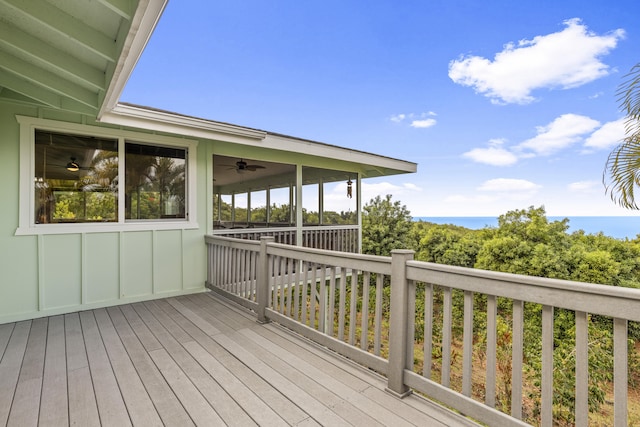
<box><xmin>225</xmin><ymin>159</ymin><xmax>265</xmax><ymax>174</ymax></box>
<box><xmin>54</xmin><ymin>157</ymin><xmax>93</xmax><ymax>172</ymax></box>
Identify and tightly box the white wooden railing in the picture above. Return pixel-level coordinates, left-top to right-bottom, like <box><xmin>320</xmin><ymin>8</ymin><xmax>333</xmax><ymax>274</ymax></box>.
<box><xmin>204</xmin><ymin>235</ymin><xmax>640</xmax><ymax>427</ymax></box>
<box><xmin>212</xmin><ymin>225</ymin><xmax>359</xmax><ymax>252</ymax></box>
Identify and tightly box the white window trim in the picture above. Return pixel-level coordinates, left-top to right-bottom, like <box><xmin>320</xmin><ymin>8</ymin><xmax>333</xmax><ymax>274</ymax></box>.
<box><xmin>16</xmin><ymin>116</ymin><xmax>199</xmax><ymax>235</ymax></box>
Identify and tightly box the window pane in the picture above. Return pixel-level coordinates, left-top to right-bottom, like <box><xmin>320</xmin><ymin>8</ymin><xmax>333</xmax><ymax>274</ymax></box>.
<box><xmin>268</xmin><ymin>186</ymin><xmax>293</xmax><ymax>225</ymax></box>
<box><xmin>35</xmin><ymin>130</ymin><xmax>118</xmax><ymax>224</ymax></box>
<box><xmin>250</xmin><ymin>190</ymin><xmax>267</xmax><ymax>223</ymax></box>
<box><xmin>125</xmin><ymin>142</ymin><xmax>186</xmax><ymax>220</ymax></box>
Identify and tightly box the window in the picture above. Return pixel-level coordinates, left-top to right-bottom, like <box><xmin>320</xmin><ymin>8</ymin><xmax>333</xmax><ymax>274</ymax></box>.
<box><xmin>35</xmin><ymin>130</ymin><xmax>118</xmax><ymax>224</ymax></box>
<box><xmin>125</xmin><ymin>143</ymin><xmax>186</xmax><ymax>220</ymax></box>
<box><xmin>18</xmin><ymin>116</ymin><xmax>197</xmax><ymax>234</ymax></box>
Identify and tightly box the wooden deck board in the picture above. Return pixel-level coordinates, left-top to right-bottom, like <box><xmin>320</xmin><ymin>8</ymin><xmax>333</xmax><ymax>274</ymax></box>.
<box><xmin>107</xmin><ymin>306</ymin><xmax>196</xmax><ymax>427</ymax></box>
<box><xmin>7</xmin><ymin>317</ymin><xmax>47</xmax><ymax>427</ymax></box>
<box><xmin>0</xmin><ymin>321</ymin><xmax>31</xmax><ymax>426</ymax></box>
<box><xmin>65</xmin><ymin>313</ymin><xmax>101</xmax><ymax>427</ymax></box>
<box><xmin>0</xmin><ymin>291</ymin><xmax>478</xmax><ymax>426</ymax></box>
<box><xmin>39</xmin><ymin>316</ymin><xmax>68</xmax><ymax>427</ymax></box>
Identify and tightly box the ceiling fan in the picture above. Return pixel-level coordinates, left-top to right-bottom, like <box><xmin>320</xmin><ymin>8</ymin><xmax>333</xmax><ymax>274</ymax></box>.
<box><xmin>54</xmin><ymin>157</ymin><xmax>93</xmax><ymax>172</ymax></box>
<box><xmin>227</xmin><ymin>159</ymin><xmax>265</xmax><ymax>174</ymax></box>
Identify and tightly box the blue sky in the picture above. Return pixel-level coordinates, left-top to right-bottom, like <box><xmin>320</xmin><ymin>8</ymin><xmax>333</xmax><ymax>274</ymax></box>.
<box><xmin>122</xmin><ymin>0</ymin><xmax>640</xmax><ymax>217</ymax></box>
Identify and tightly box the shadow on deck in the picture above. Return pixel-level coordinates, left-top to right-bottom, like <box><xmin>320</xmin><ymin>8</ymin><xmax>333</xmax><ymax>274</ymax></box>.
<box><xmin>0</xmin><ymin>291</ymin><xmax>477</xmax><ymax>426</ymax></box>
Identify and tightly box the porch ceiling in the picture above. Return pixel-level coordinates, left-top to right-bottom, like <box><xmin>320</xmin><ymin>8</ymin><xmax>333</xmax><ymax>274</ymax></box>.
<box><xmin>0</xmin><ymin>0</ymin><xmax>165</xmax><ymax>116</ymax></box>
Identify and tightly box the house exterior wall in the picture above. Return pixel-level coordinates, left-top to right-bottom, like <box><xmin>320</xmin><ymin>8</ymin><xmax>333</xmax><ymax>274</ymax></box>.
<box><xmin>0</xmin><ymin>102</ymin><xmax>208</xmax><ymax>324</ymax></box>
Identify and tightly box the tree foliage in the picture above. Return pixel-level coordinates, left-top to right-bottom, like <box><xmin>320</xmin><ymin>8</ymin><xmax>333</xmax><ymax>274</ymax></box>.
<box><xmin>361</xmin><ymin>195</ymin><xmax>412</xmax><ymax>256</ymax></box>
<box><xmin>604</xmin><ymin>63</ymin><xmax>640</xmax><ymax>209</ymax></box>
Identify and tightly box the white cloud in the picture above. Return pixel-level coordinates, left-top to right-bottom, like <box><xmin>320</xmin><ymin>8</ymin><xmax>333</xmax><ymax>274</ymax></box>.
<box><xmin>360</xmin><ymin>181</ymin><xmax>423</xmax><ymax>204</ymax></box>
<box><xmin>463</xmin><ymin>138</ymin><xmax>518</xmax><ymax>166</ymax></box>
<box><xmin>478</xmin><ymin>178</ymin><xmax>542</xmax><ymax>193</ymax></box>
<box><xmin>411</xmin><ymin>118</ymin><xmax>437</xmax><ymax>128</ymax></box>
<box><xmin>568</xmin><ymin>180</ymin><xmax>599</xmax><ymax>193</ymax></box>
<box><xmin>517</xmin><ymin>114</ymin><xmax>600</xmax><ymax>156</ymax></box>
<box><xmin>583</xmin><ymin>118</ymin><xmax>626</xmax><ymax>150</ymax></box>
<box><xmin>390</xmin><ymin>114</ymin><xmax>406</xmax><ymax>123</ymax></box>
<box><xmin>390</xmin><ymin>112</ymin><xmax>437</xmax><ymax>128</ymax></box>
<box><xmin>448</xmin><ymin>18</ymin><xmax>625</xmax><ymax>104</ymax></box>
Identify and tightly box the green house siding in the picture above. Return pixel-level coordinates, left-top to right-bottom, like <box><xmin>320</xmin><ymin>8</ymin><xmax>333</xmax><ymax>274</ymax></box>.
<box><xmin>0</xmin><ymin>102</ymin><xmax>207</xmax><ymax>324</ymax></box>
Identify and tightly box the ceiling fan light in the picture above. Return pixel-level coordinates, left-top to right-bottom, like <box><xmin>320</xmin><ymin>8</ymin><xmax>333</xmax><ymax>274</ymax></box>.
<box><xmin>66</xmin><ymin>159</ymin><xmax>80</xmax><ymax>172</ymax></box>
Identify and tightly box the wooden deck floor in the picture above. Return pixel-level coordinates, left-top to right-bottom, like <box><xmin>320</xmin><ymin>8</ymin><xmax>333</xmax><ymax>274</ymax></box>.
<box><xmin>0</xmin><ymin>291</ymin><xmax>478</xmax><ymax>426</ymax></box>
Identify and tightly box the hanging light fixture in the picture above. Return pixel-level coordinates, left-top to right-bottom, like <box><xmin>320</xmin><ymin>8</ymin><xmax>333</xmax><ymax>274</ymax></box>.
<box><xmin>347</xmin><ymin>178</ymin><xmax>353</xmax><ymax>198</ymax></box>
<box><xmin>66</xmin><ymin>157</ymin><xmax>80</xmax><ymax>172</ymax></box>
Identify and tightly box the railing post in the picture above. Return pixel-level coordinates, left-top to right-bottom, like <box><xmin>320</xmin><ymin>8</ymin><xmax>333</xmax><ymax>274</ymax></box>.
<box><xmin>256</xmin><ymin>236</ymin><xmax>275</xmax><ymax>324</ymax></box>
<box><xmin>386</xmin><ymin>249</ymin><xmax>415</xmax><ymax>398</ymax></box>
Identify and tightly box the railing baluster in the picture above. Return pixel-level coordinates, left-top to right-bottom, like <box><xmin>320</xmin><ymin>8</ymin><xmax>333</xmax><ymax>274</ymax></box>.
<box><xmin>512</xmin><ymin>299</ymin><xmax>524</xmax><ymax>420</ymax></box>
<box><xmin>462</xmin><ymin>290</ymin><xmax>474</xmax><ymax>397</ymax></box>
<box><xmin>338</xmin><ymin>266</ymin><xmax>346</xmax><ymax>341</ymax></box>
<box><xmin>442</xmin><ymin>286</ymin><xmax>452</xmax><ymax>388</ymax></box>
<box><xmin>328</xmin><ymin>267</ymin><xmax>337</xmax><ymax>337</ymax></box>
<box><xmin>286</xmin><ymin>257</ymin><xmax>293</xmax><ymax>316</ymax></box>
<box><xmin>294</xmin><ymin>259</ymin><xmax>301</xmax><ymax>321</ymax></box>
<box><xmin>407</xmin><ymin>279</ymin><xmax>416</xmax><ymax>370</ymax></box>
<box><xmin>423</xmin><ymin>282</ymin><xmax>433</xmax><ymax>379</ymax></box>
<box><xmin>575</xmin><ymin>311</ymin><xmax>588</xmax><ymax>426</ymax></box>
<box><xmin>614</xmin><ymin>317</ymin><xmax>628</xmax><ymax>427</ymax></box>
<box><xmin>485</xmin><ymin>295</ymin><xmax>497</xmax><ymax>407</ymax></box>
<box><xmin>349</xmin><ymin>269</ymin><xmax>359</xmax><ymax>346</ymax></box>
<box><xmin>361</xmin><ymin>271</ymin><xmax>370</xmax><ymax>351</ymax></box>
<box><xmin>541</xmin><ymin>305</ymin><xmax>553</xmax><ymax>426</ymax></box>
<box><xmin>279</xmin><ymin>256</ymin><xmax>287</xmax><ymax>314</ymax></box>
<box><xmin>310</xmin><ymin>263</ymin><xmax>318</xmax><ymax>329</ymax></box>
<box><xmin>374</xmin><ymin>273</ymin><xmax>383</xmax><ymax>356</ymax></box>
<box><xmin>301</xmin><ymin>261</ymin><xmax>309</xmax><ymax>325</ymax></box>
<box><xmin>319</xmin><ymin>264</ymin><xmax>327</xmax><ymax>333</ymax></box>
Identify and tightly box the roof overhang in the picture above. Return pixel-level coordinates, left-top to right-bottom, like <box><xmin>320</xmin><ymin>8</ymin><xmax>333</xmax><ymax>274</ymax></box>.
<box><xmin>101</xmin><ymin>102</ymin><xmax>417</xmax><ymax>178</ymax></box>
<box><xmin>0</xmin><ymin>0</ymin><xmax>168</xmax><ymax>116</ymax></box>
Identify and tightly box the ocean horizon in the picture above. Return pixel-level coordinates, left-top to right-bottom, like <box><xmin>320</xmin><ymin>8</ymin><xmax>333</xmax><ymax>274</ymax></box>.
<box><xmin>414</xmin><ymin>216</ymin><xmax>640</xmax><ymax>240</ymax></box>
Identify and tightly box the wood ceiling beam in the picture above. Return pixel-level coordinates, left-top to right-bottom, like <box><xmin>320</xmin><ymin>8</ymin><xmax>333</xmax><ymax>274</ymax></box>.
<box><xmin>0</xmin><ymin>22</ymin><xmax>105</xmax><ymax>91</ymax></box>
<box><xmin>96</xmin><ymin>0</ymin><xmax>134</xmax><ymax>20</ymax></box>
<box><xmin>0</xmin><ymin>51</ymin><xmax>99</xmax><ymax>109</ymax></box>
<box><xmin>0</xmin><ymin>0</ymin><xmax>117</xmax><ymax>63</ymax></box>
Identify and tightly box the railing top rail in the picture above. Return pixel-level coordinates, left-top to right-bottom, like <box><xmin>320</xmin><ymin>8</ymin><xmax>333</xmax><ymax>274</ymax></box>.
<box><xmin>407</xmin><ymin>259</ymin><xmax>640</xmax><ymax>321</ymax></box>
<box><xmin>212</xmin><ymin>224</ymin><xmax>359</xmax><ymax>235</ymax></box>
<box><xmin>205</xmin><ymin>234</ymin><xmax>261</xmax><ymax>249</ymax></box>
<box><xmin>212</xmin><ymin>226</ymin><xmax>297</xmax><ymax>235</ymax></box>
<box><xmin>266</xmin><ymin>241</ymin><xmax>392</xmax><ymax>275</ymax></box>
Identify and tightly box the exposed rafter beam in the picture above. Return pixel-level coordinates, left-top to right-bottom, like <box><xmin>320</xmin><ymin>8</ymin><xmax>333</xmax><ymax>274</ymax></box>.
<box><xmin>0</xmin><ymin>69</ymin><xmax>62</xmax><ymax>108</ymax></box>
<box><xmin>0</xmin><ymin>0</ymin><xmax>117</xmax><ymax>63</ymax></box>
<box><xmin>0</xmin><ymin>22</ymin><xmax>105</xmax><ymax>91</ymax></box>
<box><xmin>96</xmin><ymin>0</ymin><xmax>134</xmax><ymax>20</ymax></box>
<box><xmin>0</xmin><ymin>51</ymin><xmax>99</xmax><ymax>109</ymax></box>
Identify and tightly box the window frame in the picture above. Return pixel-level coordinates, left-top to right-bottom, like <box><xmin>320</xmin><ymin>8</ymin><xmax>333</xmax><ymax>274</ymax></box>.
<box><xmin>17</xmin><ymin>116</ymin><xmax>198</xmax><ymax>235</ymax></box>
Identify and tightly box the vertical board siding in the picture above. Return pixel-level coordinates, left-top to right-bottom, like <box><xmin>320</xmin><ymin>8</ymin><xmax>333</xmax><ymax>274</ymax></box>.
<box><xmin>122</xmin><ymin>232</ymin><xmax>154</xmax><ymax>298</ymax></box>
<box><xmin>154</xmin><ymin>230</ymin><xmax>183</xmax><ymax>294</ymax></box>
<box><xmin>85</xmin><ymin>233</ymin><xmax>120</xmax><ymax>304</ymax></box>
<box><xmin>42</xmin><ymin>234</ymin><xmax>82</xmax><ymax>309</ymax></box>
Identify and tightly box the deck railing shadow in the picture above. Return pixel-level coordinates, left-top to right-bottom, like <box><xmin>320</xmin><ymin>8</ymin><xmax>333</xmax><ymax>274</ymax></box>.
<box><xmin>205</xmin><ymin>235</ymin><xmax>640</xmax><ymax>427</ymax></box>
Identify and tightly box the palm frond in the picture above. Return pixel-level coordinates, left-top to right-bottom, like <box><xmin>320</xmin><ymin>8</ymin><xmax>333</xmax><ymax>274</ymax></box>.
<box><xmin>603</xmin><ymin>135</ymin><xmax>640</xmax><ymax>209</ymax></box>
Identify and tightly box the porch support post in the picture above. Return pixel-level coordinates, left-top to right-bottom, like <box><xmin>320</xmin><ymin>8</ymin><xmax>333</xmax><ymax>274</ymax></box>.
<box><xmin>356</xmin><ymin>173</ymin><xmax>362</xmax><ymax>253</ymax></box>
<box><xmin>386</xmin><ymin>249</ymin><xmax>415</xmax><ymax>398</ymax></box>
<box><xmin>295</xmin><ymin>165</ymin><xmax>303</xmax><ymax>246</ymax></box>
<box><xmin>256</xmin><ymin>236</ymin><xmax>275</xmax><ymax>324</ymax></box>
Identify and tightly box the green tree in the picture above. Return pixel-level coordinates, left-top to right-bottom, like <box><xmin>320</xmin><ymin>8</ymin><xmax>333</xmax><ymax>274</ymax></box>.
<box><xmin>361</xmin><ymin>195</ymin><xmax>412</xmax><ymax>256</ymax></box>
<box><xmin>604</xmin><ymin>63</ymin><xmax>640</xmax><ymax>209</ymax></box>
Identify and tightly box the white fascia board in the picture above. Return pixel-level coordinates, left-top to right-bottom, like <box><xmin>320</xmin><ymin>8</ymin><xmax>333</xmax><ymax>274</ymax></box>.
<box><xmin>101</xmin><ymin>103</ymin><xmax>267</xmax><ymax>142</ymax></box>
<box><xmin>98</xmin><ymin>0</ymin><xmax>169</xmax><ymax>118</ymax></box>
<box><xmin>262</xmin><ymin>133</ymin><xmax>417</xmax><ymax>174</ymax></box>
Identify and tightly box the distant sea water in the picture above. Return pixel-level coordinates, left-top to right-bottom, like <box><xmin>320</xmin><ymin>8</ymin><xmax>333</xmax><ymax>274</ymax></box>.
<box><xmin>414</xmin><ymin>216</ymin><xmax>640</xmax><ymax>240</ymax></box>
